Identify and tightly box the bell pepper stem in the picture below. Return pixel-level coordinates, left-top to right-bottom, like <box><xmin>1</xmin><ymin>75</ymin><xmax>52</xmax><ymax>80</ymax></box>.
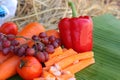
<box><xmin>68</xmin><ymin>1</ymin><xmax>77</xmax><ymax>17</ymax></box>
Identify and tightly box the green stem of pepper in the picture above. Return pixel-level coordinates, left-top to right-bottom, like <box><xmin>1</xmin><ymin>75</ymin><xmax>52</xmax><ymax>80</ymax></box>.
<box><xmin>68</xmin><ymin>1</ymin><xmax>77</xmax><ymax>17</ymax></box>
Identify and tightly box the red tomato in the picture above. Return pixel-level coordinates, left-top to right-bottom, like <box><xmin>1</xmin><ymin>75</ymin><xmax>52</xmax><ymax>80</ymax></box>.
<box><xmin>16</xmin><ymin>56</ymin><xmax>43</xmax><ymax>80</ymax></box>
<box><xmin>0</xmin><ymin>22</ymin><xmax>18</xmax><ymax>35</ymax></box>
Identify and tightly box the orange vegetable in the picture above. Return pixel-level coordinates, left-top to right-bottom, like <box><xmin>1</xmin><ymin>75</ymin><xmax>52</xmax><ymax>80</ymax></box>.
<box><xmin>45</xmin><ymin>48</ymin><xmax>77</xmax><ymax>67</ymax></box>
<box><xmin>63</xmin><ymin>58</ymin><xmax>95</xmax><ymax>74</ymax></box>
<box><xmin>16</xmin><ymin>22</ymin><xmax>45</xmax><ymax>44</ymax></box>
<box><xmin>46</xmin><ymin>29</ymin><xmax>60</xmax><ymax>38</ymax></box>
<box><xmin>49</xmin><ymin>46</ymin><xmax>63</xmax><ymax>59</ymax></box>
<box><xmin>0</xmin><ymin>52</ymin><xmax>14</xmax><ymax>64</ymax></box>
<box><xmin>17</xmin><ymin>56</ymin><xmax>43</xmax><ymax>80</ymax></box>
<box><xmin>0</xmin><ymin>56</ymin><xmax>20</xmax><ymax>80</ymax></box>
<box><xmin>55</xmin><ymin>51</ymin><xmax>94</xmax><ymax>70</ymax></box>
<box><xmin>0</xmin><ymin>22</ymin><xmax>45</xmax><ymax>79</ymax></box>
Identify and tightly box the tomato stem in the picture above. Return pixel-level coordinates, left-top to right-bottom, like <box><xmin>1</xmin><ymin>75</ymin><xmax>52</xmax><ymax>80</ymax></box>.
<box><xmin>19</xmin><ymin>60</ymin><xmax>26</xmax><ymax>69</ymax></box>
<box><xmin>68</xmin><ymin>1</ymin><xmax>77</xmax><ymax>17</ymax></box>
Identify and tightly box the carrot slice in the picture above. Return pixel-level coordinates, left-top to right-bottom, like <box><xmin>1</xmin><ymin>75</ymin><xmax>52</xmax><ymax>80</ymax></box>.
<box><xmin>49</xmin><ymin>46</ymin><xmax>63</xmax><ymax>59</ymax></box>
<box><xmin>0</xmin><ymin>56</ymin><xmax>20</xmax><ymax>79</ymax></box>
<box><xmin>16</xmin><ymin>22</ymin><xmax>45</xmax><ymax>44</ymax></box>
<box><xmin>55</xmin><ymin>51</ymin><xmax>94</xmax><ymax>70</ymax></box>
<box><xmin>63</xmin><ymin>58</ymin><xmax>95</xmax><ymax>74</ymax></box>
<box><xmin>46</xmin><ymin>29</ymin><xmax>60</xmax><ymax>38</ymax></box>
<box><xmin>45</xmin><ymin>49</ymin><xmax>77</xmax><ymax>67</ymax></box>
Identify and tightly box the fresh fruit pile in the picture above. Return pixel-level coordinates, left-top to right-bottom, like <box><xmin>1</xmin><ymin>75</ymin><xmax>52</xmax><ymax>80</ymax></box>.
<box><xmin>0</xmin><ymin>1</ymin><xmax>95</xmax><ymax>80</ymax></box>
<box><xmin>0</xmin><ymin>21</ymin><xmax>95</xmax><ymax>80</ymax></box>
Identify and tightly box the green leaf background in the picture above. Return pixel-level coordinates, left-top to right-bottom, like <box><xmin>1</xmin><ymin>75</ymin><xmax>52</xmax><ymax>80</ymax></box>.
<box><xmin>8</xmin><ymin>14</ymin><xmax>120</xmax><ymax>80</ymax></box>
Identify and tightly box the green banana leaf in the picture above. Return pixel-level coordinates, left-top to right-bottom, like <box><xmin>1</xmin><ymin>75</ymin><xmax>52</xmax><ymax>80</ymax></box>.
<box><xmin>8</xmin><ymin>14</ymin><xmax>120</xmax><ymax>80</ymax></box>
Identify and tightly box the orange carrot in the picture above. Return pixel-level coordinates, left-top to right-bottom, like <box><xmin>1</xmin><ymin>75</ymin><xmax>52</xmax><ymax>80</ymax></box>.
<box><xmin>0</xmin><ymin>52</ymin><xmax>14</xmax><ymax>64</ymax></box>
<box><xmin>0</xmin><ymin>22</ymin><xmax>45</xmax><ymax>79</ymax></box>
<box><xmin>62</xmin><ymin>58</ymin><xmax>95</xmax><ymax>74</ymax></box>
<box><xmin>49</xmin><ymin>46</ymin><xmax>63</xmax><ymax>59</ymax></box>
<box><xmin>46</xmin><ymin>29</ymin><xmax>60</xmax><ymax>38</ymax></box>
<box><xmin>45</xmin><ymin>49</ymin><xmax>77</xmax><ymax>67</ymax></box>
<box><xmin>16</xmin><ymin>22</ymin><xmax>45</xmax><ymax>44</ymax></box>
<box><xmin>55</xmin><ymin>51</ymin><xmax>94</xmax><ymax>70</ymax></box>
<box><xmin>0</xmin><ymin>56</ymin><xmax>20</xmax><ymax>79</ymax></box>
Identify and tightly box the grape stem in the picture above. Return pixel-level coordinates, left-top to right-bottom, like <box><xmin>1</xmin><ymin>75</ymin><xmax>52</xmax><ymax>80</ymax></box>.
<box><xmin>15</xmin><ymin>36</ymin><xmax>32</xmax><ymax>41</ymax></box>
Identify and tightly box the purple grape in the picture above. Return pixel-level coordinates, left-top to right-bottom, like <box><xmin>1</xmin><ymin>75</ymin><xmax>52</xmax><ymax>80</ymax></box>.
<box><xmin>9</xmin><ymin>46</ymin><xmax>15</xmax><ymax>52</ymax></box>
<box><xmin>52</xmin><ymin>41</ymin><xmax>59</xmax><ymax>48</ymax></box>
<box><xmin>22</xmin><ymin>44</ymin><xmax>29</xmax><ymax>50</ymax></box>
<box><xmin>11</xmin><ymin>40</ymin><xmax>20</xmax><ymax>46</ymax></box>
<box><xmin>46</xmin><ymin>44</ymin><xmax>54</xmax><ymax>49</ymax></box>
<box><xmin>7</xmin><ymin>34</ymin><xmax>15</xmax><ymax>41</ymax></box>
<box><xmin>26</xmin><ymin>48</ymin><xmax>35</xmax><ymax>56</ymax></box>
<box><xmin>35</xmin><ymin>52</ymin><xmax>46</xmax><ymax>62</ymax></box>
<box><xmin>43</xmin><ymin>51</ymin><xmax>49</xmax><ymax>61</ymax></box>
<box><xmin>3</xmin><ymin>40</ymin><xmax>11</xmax><ymax>48</ymax></box>
<box><xmin>32</xmin><ymin>35</ymin><xmax>39</xmax><ymax>41</ymax></box>
<box><xmin>17</xmin><ymin>47</ymin><xmax>25</xmax><ymax>57</ymax></box>
<box><xmin>55</xmin><ymin>38</ymin><xmax>61</xmax><ymax>45</ymax></box>
<box><xmin>49</xmin><ymin>35</ymin><xmax>56</xmax><ymax>43</ymax></box>
<box><xmin>37</xmin><ymin>43</ymin><xmax>44</xmax><ymax>51</ymax></box>
<box><xmin>45</xmin><ymin>45</ymin><xmax>54</xmax><ymax>54</ymax></box>
<box><xmin>2</xmin><ymin>48</ymin><xmax>10</xmax><ymax>55</ymax></box>
<box><xmin>13</xmin><ymin>47</ymin><xmax>19</xmax><ymax>55</ymax></box>
<box><xmin>39</xmin><ymin>32</ymin><xmax>47</xmax><ymax>38</ymax></box>
<box><xmin>0</xmin><ymin>46</ymin><xmax>3</xmax><ymax>51</ymax></box>
<box><xmin>41</xmin><ymin>37</ymin><xmax>49</xmax><ymax>45</ymax></box>
<box><xmin>0</xmin><ymin>33</ymin><xmax>4</xmax><ymax>40</ymax></box>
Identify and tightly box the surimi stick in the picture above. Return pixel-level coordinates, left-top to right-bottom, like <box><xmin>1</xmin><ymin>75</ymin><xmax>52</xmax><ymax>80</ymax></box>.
<box><xmin>55</xmin><ymin>51</ymin><xmax>94</xmax><ymax>70</ymax></box>
<box><xmin>63</xmin><ymin>58</ymin><xmax>95</xmax><ymax>74</ymax></box>
<box><xmin>49</xmin><ymin>66</ymin><xmax>61</xmax><ymax>76</ymax></box>
<box><xmin>45</xmin><ymin>49</ymin><xmax>77</xmax><ymax>67</ymax></box>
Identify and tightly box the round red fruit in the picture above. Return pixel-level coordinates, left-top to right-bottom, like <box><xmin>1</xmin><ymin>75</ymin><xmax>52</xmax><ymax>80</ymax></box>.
<box><xmin>16</xmin><ymin>56</ymin><xmax>43</xmax><ymax>80</ymax></box>
<box><xmin>0</xmin><ymin>22</ymin><xmax>18</xmax><ymax>35</ymax></box>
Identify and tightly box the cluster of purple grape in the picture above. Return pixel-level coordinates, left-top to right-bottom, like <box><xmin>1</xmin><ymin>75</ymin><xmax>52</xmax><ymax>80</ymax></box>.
<box><xmin>0</xmin><ymin>32</ymin><xmax>61</xmax><ymax>63</ymax></box>
<box><xmin>0</xmin><ymin>33</ymin><xmax>19</xmax><ymax>55</ymax></box>
<box><xmin>31</xmin><ymin>32</ymin><xmax>61</xmax><ymax>62</ymax></box>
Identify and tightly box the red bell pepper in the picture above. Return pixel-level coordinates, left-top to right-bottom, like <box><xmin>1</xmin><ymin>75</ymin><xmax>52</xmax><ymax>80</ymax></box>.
<box><xmin>58</xmin><ymin>2</ymin><xmax>93</xmax><ymax>52</ymax></box>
